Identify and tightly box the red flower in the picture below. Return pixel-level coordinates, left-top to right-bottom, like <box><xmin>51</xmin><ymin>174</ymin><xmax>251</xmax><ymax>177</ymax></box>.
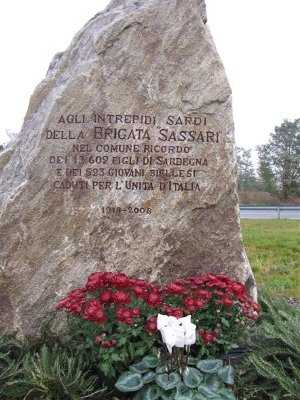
<box><xmin>103</xmin><ymin>272</ymin><xmax>117</xmax><ymax>285</ymax></box>
<box><xmin>113</xmin><ymin>290</ymin><xmax>131</xmax><ymax>305</ymax></box>
<box><xmin>67</xmin><ymin>288</ymin><xmax>86</xmax><ymax>299</ymax></box>
<box><xmin>229</xmin><ymin>281</ymin><xmax>246</xmax><ymax>297</ymax></box>
<box><xmin>95</xmin><ymin>336</ymin><xmax>101</xmax><ymax>344</ymax></box>
<box><xmin>183</xmin><ymin>297</ymin><xmax>195</xmax><ymax>308</ymax></box>
<box><xmin>56</xmin><ymin>287</ymin><xmax>87</xmax><ymax>315</ymax></box>
<box><xmin>116</xmin><ymin>307</ymin><xmax>139</xmax><ymax>324</ymax></box>
<box><xmin>131</xmin><ymin>284</ymin><xmax>146</xmax><ymax>298</ymax></box>
<box><xmin>131</xmin><ymin>307</ymin><xmax>141</xmax><ymax>317</ymax></box>
<box><xmin>163</xmin><ymin>283</ymin><xmax>189</xmax><ymax>295</ymax></box>
<box><xmin>85</xmin><ymin>272</ymin><xmax>105</xmax><ymax>291</ymax></box>
<box><xmin>99</xmin><ymin>290</ymin><xmax>113</xmax><ymax>305</ymax></box>
<box><xmin>202</xmin><ymin>332</ymin><xmax>216</xmax><ymax>344</ymax></box>
<box><xmin>218</xmin><ymin>274</ymin><xmax>232</xmax><ymax>284</ymax></box>
<box><xmin>194</xmin><ymin>299</ymin><xmax>207</xmax><ymax>309</ymax></box>
<box><xmin>205</xmin><ymin>274</ymin><xmax>219</xmax><ymax>281</ymax></box>
<box><xmin>214</xmin><ymin>290</ymin><xmax>225</xmax><ymax>297</ymax></box>
<box><xmin>207</xmin><ymin>280</ymin><xmax>227</xmax><ymax>290</ymax></box>
<box><xmin>116</xmin><ymin>307</ymin><xmax>131</xmax><ymax>322</ymax></box>
<box><xmin>146</xmin><ymin>316</ymin><xmax>157</xmax><ymax>333</ymax></box>
<box><xmin>56</xmin><ymin>298</ymin><xmax>69</xmax><ymax>310</ymax></box>
<box><xmin>125</xmin><ymin>317</ymin><xmax>134</xmax><ymax>325</ymax></box>
<box><xmin>173</xmin><ymin>279</ymin><xmax>190</xmax><ymax>285</ymax></box>
<box><xmin>194</xmin><ymin>289</ymin><xmax>212</xmax><ymax>300</ymax></box>
<box><xmin>198</xmin><ymin>328</ymin><xmax>218</xmax><ymax>345</ymax></box>
<box><xmin>130</xmin><ymin>279</ymin><xmax>149</xmax><ymax>287</ymax></box>
<box><xmin>101</xmin><ymin>341</ymin><xmax>112</xmax><ymax>348</ymax></box>
<box><xmin>145</xmin><ymin>291</ymin><xmax>162</xmax><ymax>307</ymax></box>
<box><xmin>122</xmin><ymin>309</ymin><xmax>132</xmax><ymax>319</ymax></box>
<box><xmin>248</xmin><ymin>312</ymin><xmax>259</xmax><ymax>321</ymax></box>
<box><xmin>252</xmin><ymin>302</ymin><xmax>260</xmax><ymax>313</ymax></box>
<box><xmin>111</xmin><ymin>273</ymin><xmax>130</xmax><ymax>288</ymax></box>
<box><xmin>83</xmin><ymin>300</ymin><xmax>106</xmax><ymax>324</ymax></box>
<box><xmin>188</xmin><ymin>276</ymin><xmax>205</xmax><ymax>285</ymax></box>
<box><xmin>221</xmin><ymin>295</ymin><xmax>234</xmax><ymax>307</ymax></box>
<box><xmin>148</xmin><ymin>282</ymin><xmax>160</xmax><ymax>291</ymax></box>
<box><xmin>162</xmin><ymin>306</ymin><xmax>184</xmax><ymax>319</ymax></box>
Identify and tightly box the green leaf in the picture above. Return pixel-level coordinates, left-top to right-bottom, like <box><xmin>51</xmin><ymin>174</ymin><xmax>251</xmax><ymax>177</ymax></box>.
<box><xmin>144</xmin><ymin>385</ymin><xmax>161</xmax><ymax>400</ymax></box>
<box><xmin>110</xmin><ymin>353</ymin><xmax>122</xmax><ymax>362</ymax></box>
<box><xmin>155</xmin><ymin>372</ymin><xmax>181</xmax><ymax>390</ymax></box>
<box><xmin>115</xmin><ymin>371</ymin><xmax>144</xmax><ymax>392</ymax></box>
<box><xmin>188</xmin><ymin>357</ymin><xmax>199</xmax><ymax>366</ymax></box>
<box><xmin>129</xmin><ymin>361</ymin><xmax>150</xmax><ymax>374</ymax></box>
<box><xmin>143</xmin><ymin>355</ymin><xmax>159</xmax><ymax>368</ymax></box>
<box><xmin>217</xmin><ymin>365</ymin><xmax>234</xmax><ymax>385</ymax></box>
<box><xmin>99</xmin><ymin>361</ymin><xmax>111</xmax><ymax>376</ymax></box>
<box><xmin>136</xmin><ymin>347</ymin><xmax>147</xmax><ymax>357</ymax></box>
<box><xmin>220</xmin><ymin>318</ymin><xmax>230</xmax><ymax>327</ymax></box>
<box><xmin>161</xmin><ymin>388</ymin><xmax>177</xmax><ymax>399</ymax></box>
<box><xmin>118</xmin><ymin>336</ymin><xmax>127</xmax><ymax>346</ymax></box>
<box><xmin>156</xmin><ymin>363</ymin><xmax>171</xmax><ymax>374</ymax></box>
<box><xmin>196</xmin><ymin>359</ymin><xmax>223</xmax><ymax>374</ymax></box>
<box><xmin>218</xmin><ymin>388</ymin><xmax>236</xmax><ymax>400</ymax></box>
<box><xmin>183</xmin><ymin>367</ymin><xmax>203</xmax><ymax>389</ymax></box>
<box><xmin>133</xmin><ymin>388</ymin><xmax>146</xmax><ymax>400</ymax></box>
<box><xmin>142</xmin><ymin>371</ymin><xmax>156</xmax><ymax>384</ymax></box>
<box><xmin>192</xmin><ymin>395</ymin><xmax>208</xmax><ymax>400</ymax></box>
<box><xmin>204</xmin><ymin>373</ymin><xmax>220</xmax><ymax>391</ymax></box>
<box><xmin>198</xmin><ymin>384</ymin><xmax>218</xmax><ymax>398</ymax></box>
<box><xmin>175</xmin><ymin>382</ymin><xmax>193</xmax><ymax>398</ymax></box>
<box><xmin>128</xmin><ymin>342</ymin><xmax>136</xmax><ymax>359</ymax></box>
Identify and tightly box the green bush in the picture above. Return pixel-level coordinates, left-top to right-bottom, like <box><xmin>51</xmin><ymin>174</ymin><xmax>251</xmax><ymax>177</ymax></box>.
<box><xmin>235</xmin><ymin>293</ymin><xmax>300</xmax><ymax>399</ymax></box>
<box><xmin>0</xmin><ymin>333</ymin><xmax>24</xmax><ymax>397</ymax></box>
<box><xmin>0</xmin><ymin>325</ymin><xmax>109</xmax><ymax>400</ymax></box>
<box><xmin>115</xmin><ymin>355</ymin><xmax>235</xmax><ymax>399</ymax></box>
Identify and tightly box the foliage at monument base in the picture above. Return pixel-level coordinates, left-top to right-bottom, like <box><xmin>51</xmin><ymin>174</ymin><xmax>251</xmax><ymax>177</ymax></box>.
<box><xmin>115</xmin><ymin>354</ymin><xmax>235</xmax><ymax>400</ymax></box>
<box><xmin>1</xmin><ymin>291</ymin><xmax>299</xmax><ymax>399</ymax></box>
<box><xmin>56</xmin><ymin>271</ymin><xmax>259</xmax><ymax>381</ymax></box>
<box><xmin>235</xmin><ymin>293</ymin><xmax>300</xmax><ymax>400</ymax></box>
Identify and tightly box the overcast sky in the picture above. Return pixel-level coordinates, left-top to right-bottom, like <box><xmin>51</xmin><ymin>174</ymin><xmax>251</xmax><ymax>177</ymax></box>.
<box><xmin>1</xmin><ymin>0</ymin><xmax>299</xmax><ymax>152</ymax></box>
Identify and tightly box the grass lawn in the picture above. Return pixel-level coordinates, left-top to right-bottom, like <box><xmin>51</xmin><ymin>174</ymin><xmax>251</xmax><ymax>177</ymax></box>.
<box><xmin>241</xmin><ymin>219</ymin><xmax>300</xmax><ymax>298</ymax></box>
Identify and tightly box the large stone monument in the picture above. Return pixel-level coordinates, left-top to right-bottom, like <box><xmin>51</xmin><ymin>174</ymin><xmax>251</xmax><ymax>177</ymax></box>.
<box><xmin>0</xmin><ymin>0</ymin><xmax>255</xmax><ymax>337</ymax></box>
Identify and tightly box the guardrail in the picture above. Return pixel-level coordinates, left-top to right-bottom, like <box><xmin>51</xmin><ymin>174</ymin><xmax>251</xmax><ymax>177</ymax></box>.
<box><xmin>239</xmin><ymin>206</ymin><xmax>300</xmax><ymax>219</ymax></box>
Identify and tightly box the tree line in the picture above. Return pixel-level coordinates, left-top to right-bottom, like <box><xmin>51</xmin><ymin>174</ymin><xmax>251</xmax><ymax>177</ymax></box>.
<box><xmin>237</xmin><ymin>118</ymin><xmax>300</xmax><ymax>200</ymax></box>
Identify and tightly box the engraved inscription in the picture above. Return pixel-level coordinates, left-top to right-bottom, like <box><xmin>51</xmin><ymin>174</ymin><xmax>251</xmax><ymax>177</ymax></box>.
<box><xmin>45</xmin><ymin>112</ymin><xmax>223</xmax><ymax>199</ymax></box>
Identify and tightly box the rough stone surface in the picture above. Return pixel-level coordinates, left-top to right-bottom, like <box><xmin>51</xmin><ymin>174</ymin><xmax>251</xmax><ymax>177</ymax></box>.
<box><xmin>0</xmin><ymin>0</ymin><xmax>256</xmax><ymax>338</ymax></box>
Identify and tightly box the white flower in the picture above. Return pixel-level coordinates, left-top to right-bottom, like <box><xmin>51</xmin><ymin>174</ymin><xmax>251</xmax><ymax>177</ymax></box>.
<box><xmin>157</xmin><ymin>314</ymin><xmax>196</xmax><ymax>353</ymax></box>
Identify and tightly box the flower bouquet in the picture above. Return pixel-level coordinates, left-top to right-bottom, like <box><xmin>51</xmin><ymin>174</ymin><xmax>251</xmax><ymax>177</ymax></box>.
<box><xmin>57</xmin><ymin>272</ymin><xmax>259</xmax><ymax>398</ymax></box>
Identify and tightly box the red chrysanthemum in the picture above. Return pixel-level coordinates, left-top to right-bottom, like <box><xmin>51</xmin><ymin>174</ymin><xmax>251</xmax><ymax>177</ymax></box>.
<box><xmin>194</xmin><ymin>289</ymin><xmax>212</xmax><ymax>300</ymax></box>
<box><xmin>56</xmin><ymin>288</ymin><xmax>86</xmax><ymax>315</ymax></box>
<box><xmin>99</xmin><ymin>289</ymin><xmax>114</xmax><ymax>305</ymax></box>
<box><xmin>113</xmin><ymin>290</ymin><xmax>131</xmax><ymax>305</ymax></box>
<box><xmin>131</xmin><ymin>307</ymin><xmax>141</xmax><ymax>317</ymax></box>
<box><xmin>145</xmin><ymin>316</ymin><xmax>157</xmax><ymax>333</ymax></box>
<box><xmin>111</xmin><ymin>273</ymin><xmax>130</xmax><ymax>288</ymax></box>
<box><xmin>221</xmin><ymin>295</ymin><xmax>234</xmax><ymax>307</ymax></box>
<box><xmin>162</xmin><ymin>306</ymin><xmax>184</xmax><ymax>319</ymax></box>
<box><xmin>131</xmin><ymin>284</ymin><xmax>146</xmax><ymax>298</ymax></box>
<box><xmin>183</xmin><ymin>297</ymin><xmax>195</xmax><ymax>308</ymax></box>
<box><xmin>229</xmin><ymin>281</ymin><xmax>247</xmax><ymax>297</ymax></box>
<box><xmin>163</xmin><ymin>283</ymin><xmax>189</xmax><ymax>296</ymax></box>
<box><xmin>194</xmin><ymin>299</ymin><xmax>207</xmax><ymax>309</ymax></box>
<box><xmin>145</xmin><ymin>291</ymin><xmax>162</xmax><ymax>307</ymax></box>
<box><xmin>85</xmin><ymin>272</ymin><xmax>105</xmax><ymax>291</ymax></box>
<box><xmin>83</xmin><ymin>300</ymin><xmax>106</xmax><ymax>324</ymax></box>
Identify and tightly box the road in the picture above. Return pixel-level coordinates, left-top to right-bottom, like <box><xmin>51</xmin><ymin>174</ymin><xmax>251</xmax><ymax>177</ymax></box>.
<box><xmin>239</xmin><ymin>207</ymin><xmax>300</xmax><ymax>219</ymax></box>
